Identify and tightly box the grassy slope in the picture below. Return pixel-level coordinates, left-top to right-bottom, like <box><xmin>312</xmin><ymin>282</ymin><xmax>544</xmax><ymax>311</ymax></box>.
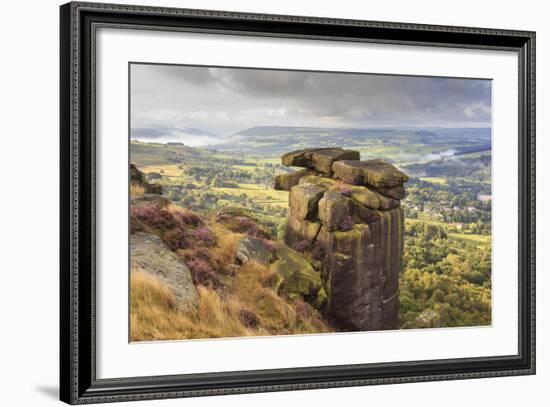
<box><xmin>130</xmin><ymin>202</ymin><xmax>330</xmax><ymax>341</ymax></box>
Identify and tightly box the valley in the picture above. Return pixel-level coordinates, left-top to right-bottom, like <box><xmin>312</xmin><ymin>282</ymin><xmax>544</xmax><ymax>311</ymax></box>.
<box><xmin>130</xmin><ymin>126</ymin><xmax>492</xmax><ymax>337</ymax></box>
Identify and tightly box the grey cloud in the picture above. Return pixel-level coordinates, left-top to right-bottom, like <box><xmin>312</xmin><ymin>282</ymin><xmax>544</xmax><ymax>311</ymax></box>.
<box><xmin>130</xmin><ymin>63</ymin><xmax>491</xmax><ymax>134</ymax></box>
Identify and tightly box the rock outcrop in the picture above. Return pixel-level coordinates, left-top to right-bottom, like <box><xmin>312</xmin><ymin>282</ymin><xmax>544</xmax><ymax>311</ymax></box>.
<box><xmin>282</xmin><ymin>147</ymin><xmax>360</xmax><ymax>176</ymax></box>
<box><xmin>130</xmin><ymin>194</ymin><xmax>170</xmax><ymax>208</ymax></box>
<box><xmin>276</xmin><ymin>148</ymin><xmax>408</xmax><ymax>331</ymax></box>
<box><xmin>131</xmin><ymin>232</ymin><xmax>198</xmax><ymax>310</ymax></box>
<box><xmin>235</xmin><ymin>235</ymin><xmax>273</xmax><ymax>266</ymax></box>
<box><xmin>270</xmin><ymin>242</ymin><xmax>327</xmax><ymax>309</ymax></box>
<box><xmin>130</xmin><ymin>163</ymin><xmax>163</xmax><ymax>195</ymax></box>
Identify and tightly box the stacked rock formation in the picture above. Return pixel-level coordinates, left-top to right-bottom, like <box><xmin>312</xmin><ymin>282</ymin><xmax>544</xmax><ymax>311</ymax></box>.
<box><xmin>274</xmin><ymin>148</ymin><xmax>409</xmax><ymax>331</ymax></box>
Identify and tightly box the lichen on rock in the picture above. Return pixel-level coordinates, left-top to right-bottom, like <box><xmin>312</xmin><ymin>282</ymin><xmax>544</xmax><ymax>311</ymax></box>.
<box><xmin>318</xmin><ymin>190</ymin><xmax>352</xmax><ymax>231</ymax></box>
<box><xmin>277</xmin><ymin>148</ymin><xmax>409</xmax><ymax>331</ymax></box>
<box><xmin>270</xmin><ymin>243</ymin><xmax>324</xmax><ymax>305</ymax></box>
<box><xmin>283</xmin><ymin>215</ymin><xmax>321</xmax><ymax>248</ymax></box>
<box><xmin>274</xmin><ymin>169</ymin><xmax>314</xmax><ymax>191</ymax></box>
<box><xmin>288</xmin><ymin>183</ymin><xmax>326</xmax><ymax>221</ymax></box>
<box><xmin>332</xmin><ymin>159</ymin><xmax>409</xmax><ymax>188</ymax></box>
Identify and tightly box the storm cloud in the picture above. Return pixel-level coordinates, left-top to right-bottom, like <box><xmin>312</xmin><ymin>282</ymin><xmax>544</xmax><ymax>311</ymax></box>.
<box><xmin>130</xmin><ymin>63</ymin><xmax>491</xmax><ymax>137</ymax></box>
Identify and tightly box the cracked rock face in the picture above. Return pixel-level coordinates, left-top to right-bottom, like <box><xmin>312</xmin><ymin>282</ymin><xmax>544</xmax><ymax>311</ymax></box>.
<box><xmin>277</xmin><ymin>148</ymin><xmax>409</xmax><ymax>331</ymax></box>
<box><xmin>281</xmin><ymin>147</ymin><xmax>361</xmax><ymax>176</ymax></box>
<box><xmin>274</xmin><ymin>169</ymin><xmax>314</xmax><ymax>191</ymax></box>
<box><xmin>289</xmin><ymin>183</ymin><xmax>326</xmax><ymax>221</ymax></box>
<box><xmin>317</xmin><ymin>208</ymin><xmax>404</xmax><ymax>331</ymax></box>
<box><xmin>332</xmin><ymin>159</ymin><xmax>409</xmax><ymax>188</ymax></box>
<box><xmin>130</xmin><ymin>232</ymin><xmax>198</xmax><ymax>310</ymax></box>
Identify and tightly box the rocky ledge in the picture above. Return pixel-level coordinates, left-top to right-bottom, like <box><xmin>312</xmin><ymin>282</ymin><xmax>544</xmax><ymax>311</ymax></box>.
<box><xmin>275</xmin><ymin>147</ymin><xmax>409</xmax><ymax>331</ymax></box>
<box><xmin>131</xmin><ymin>163</ymin><xmax>163</xmax><ymax>195</ymax></box>
<box><xmin>131</xmin><ymin>232</ymin><xmax>198</xmax><ymax>310</ymax></box>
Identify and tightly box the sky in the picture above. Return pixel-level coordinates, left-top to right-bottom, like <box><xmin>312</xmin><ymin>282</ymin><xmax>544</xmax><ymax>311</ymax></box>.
<box><xmin>130</xmin><ymin>63</ymin><xmax>491</xmax><ymax>144</ymax></box>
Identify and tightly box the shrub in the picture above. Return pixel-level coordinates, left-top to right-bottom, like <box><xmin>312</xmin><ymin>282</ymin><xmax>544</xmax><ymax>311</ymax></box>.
<box><xmin>293</xmin><ymin>299</ymin><xmax>326</xmax><ymax>328</ymax></box>
<box><xmin>216</xmin><ymin>214</ymin><xmax>270</xmax><ymax>239</ymax></box>
<box><xmin>131</xmin><ymin>204</ymin><xmax>213</xmax><ymax>251</ymax></box>
<box><xmin>186</xmin><ymin>258</ymin><xmax>223</xmax><ymax>289</ymax></box>
<box><xmin>171</xmin><ymin>208</ymin><xmax>203</xmax><ymax>227</ymax></box>
<box><xmin>294</xmin><ymin>300</ymin><xmax>316</xmax><ymax>321</ymax></box>
<box><xmin>162</xmin><ymin>228</ymin><xmax>188</xmax><ymax>251</ymax></box>
<box><xmin>184</xmin><ymin>247</ymin><xmax>212</xmax><ymax>262</ymax></box>
<box><xmin>234</xmin><ymin>216</ymin><xmax>262</xmax><ymax>236</ymax></box>
<box><xmin>194</xmin><ymin>226</ymin><xmax>216</xmax><ymax>247</ymax></box>
<box><xmin>238</xmin><ymin>309</ymin><xmax>260</xmax><ymax>328</ymax></box>
<box><xmin>131</xmin><ymin>205</ymin><xmax>178</xmax><ymax>231</ymax></box>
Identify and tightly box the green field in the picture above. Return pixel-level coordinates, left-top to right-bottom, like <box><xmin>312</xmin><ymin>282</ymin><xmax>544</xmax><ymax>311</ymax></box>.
<box><xmin>420</xmin><ymin>176</ymin><xmax>447</xmax><ymax>185</ymax></box>
<box><xmin>213</xmin><ymin>183</ymin><xmax>289</xmax><ymax>208</ymax></box>
<box><xmin>449</xmin><ymin>232</ymin><xmax>492</xmax><ymax>246</ymax></box>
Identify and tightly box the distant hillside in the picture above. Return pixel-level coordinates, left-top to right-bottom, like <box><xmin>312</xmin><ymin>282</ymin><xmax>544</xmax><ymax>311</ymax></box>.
<box><xmin>236</xmin><ymin>125</ymin><xmax>491</xmax><ymax>139</ymax></box>
<box><xmin>403</xmin><ymin>153</ymin><xmax>491</xmax><ymax>182</ymax></box>
<box><xmin>216</xmin><ymin>126</ymin><xmax>491</xmax><ymax>157</ymax></box>
<box><xmin>131</xmin><ymin>126</ymin><xmax>222</xmax><ymax>146</ymax></box>
<box><xmin>130</xmin><ymin>140</ymin><xmax>248</xmax><ymax>167</ymax></box>
<box><xmin>131</xmin><ymin>141</ymin><xmax>208</xmax><ymax>166</ymax></box>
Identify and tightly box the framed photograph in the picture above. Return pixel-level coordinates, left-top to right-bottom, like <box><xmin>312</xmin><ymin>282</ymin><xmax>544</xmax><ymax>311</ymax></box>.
<box><xmin>60</xmin><ymin>1</ymin><xmax>535</xmax><ymax>404</ymax></box>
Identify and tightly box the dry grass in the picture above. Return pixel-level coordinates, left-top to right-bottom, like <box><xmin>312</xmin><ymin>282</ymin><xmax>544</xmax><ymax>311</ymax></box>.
<box><xmin>209</xmin><ymin>223</ymin><xmax>241</xmax><ymax>269</ymax></box>
<box><xmin>130</xmin><ymin>211</ymin><xmax>332</xmax><ymax>342</ymax></box>
<box><xmin>131</xmin><ymin>260</ymin><xmax>331</xmax><ymax>341</ymax></box>
<box><xmin>233</xmin><ymin>262</ymin><xmax>296</xmax><ymax>333</ymax></box>
<box><xmin>130</xmin><ymin>182</ymin><xmax>146</xmax><ymax>196</ymax></box>
<box><xmin>166</xmin><ymin>203</ymin><xmax>196</xmax><ymax>217</ymax></box>
<box><xmin>130</xmin><ymin>269</ymin><xmax>258</xmax><ymax>341</ymax></box>
<box><xmin>235</xmin><ymin>262</ymin><xmax>330</xmax><ymax>334</ymax></box>
<box><xmin>176</xmin><ymin>223</ymin><xmax>242</xmax><ymax>278</ymax></box>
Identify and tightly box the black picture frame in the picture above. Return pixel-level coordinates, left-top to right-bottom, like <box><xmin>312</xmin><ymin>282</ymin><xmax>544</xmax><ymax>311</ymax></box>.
<box><xmin>60</xmin><ymin>1</ymin><xmax>536</xmax><ymax>404</ymax></box>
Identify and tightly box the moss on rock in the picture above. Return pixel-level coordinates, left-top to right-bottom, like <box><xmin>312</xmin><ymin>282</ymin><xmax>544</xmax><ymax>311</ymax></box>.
<box><xmin>271</xmin><ymin>244</ymin><xmax>323</xmax><ymax>300</ymax></box>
